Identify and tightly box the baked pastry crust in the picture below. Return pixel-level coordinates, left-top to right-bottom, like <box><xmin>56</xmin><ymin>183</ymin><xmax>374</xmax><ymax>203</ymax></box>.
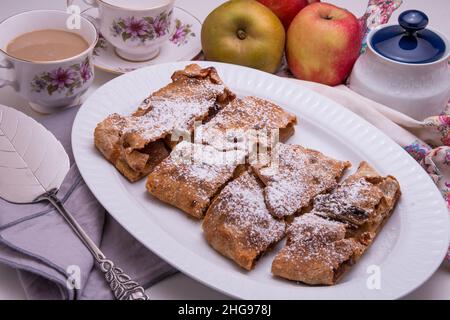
<box><xmin>271</xmin><ymin>213</ymin><xmax>365</xmax><ymax>285</ymax></box>
<box><xmin>146</xmin><ymin>141</ymin><xmax>246</xmax><ymax>219</ymax></box>
<box><xmin>253</xmin><ymin>143</ymin><xmax>350</xmax><ymax>218</ymax></box>
<box><xmin>271</xmin><ymin>161</ymin><xmax>400</xmax><ymax>285</ymax></box>
<box><xmin>93</xmin><ymin>63</ymin><xmax>401</xmax><ymax>285</ymax></box>
<box><xmin>203</xmin><ymin>171</ymin><xmax>285</xmax><ymax>270</ymax></box>
<box><xmin>196</xmin><ymin>96</ymin><xmax>297</xmax><ymax>153</ymax></box>
<box><xmin>313</xmin><ymin>161</ymin><xmax>401</xmax><ymax>245</ymax></box>
<box><xmin>94</xmin><ymin>64</ymin><xmax>235</xmax><ymax>182</ymax></box>
<box><xmin>94</xmin><ymin>114</ymin><xmax>170</xmax><ymax>182</ymax></box>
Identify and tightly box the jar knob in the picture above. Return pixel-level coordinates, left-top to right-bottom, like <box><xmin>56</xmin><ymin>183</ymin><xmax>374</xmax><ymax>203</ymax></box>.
<box><xmin>399</xmin><ymin>10</ymin><xmax>429</xmax><ymax>34</ymax></box>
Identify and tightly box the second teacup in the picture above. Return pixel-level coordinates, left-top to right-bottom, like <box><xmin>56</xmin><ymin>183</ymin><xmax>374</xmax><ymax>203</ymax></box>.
<box><xmin>71</xmin><ymin>0</ymin><xmax>175</xmax><ymax>62</ymax></box>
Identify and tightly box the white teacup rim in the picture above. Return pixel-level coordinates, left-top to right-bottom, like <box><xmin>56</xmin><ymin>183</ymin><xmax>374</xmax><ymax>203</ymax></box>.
<box><xmin>98</xmin><ymin>0</ymin><xmax>175</xmax><ymax>12</ymax></box>
<box><xmin>0</xmin><ymin>9</ymin><xmax>99</xmax><ymax>65</ymax></box>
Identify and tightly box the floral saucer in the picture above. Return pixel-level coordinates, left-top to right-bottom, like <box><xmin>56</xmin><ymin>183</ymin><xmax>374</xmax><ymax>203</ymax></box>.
<box><xmin>86</xmin><ymin>7</ymin><xmax>202</xmax><ymax>74</ymax></box>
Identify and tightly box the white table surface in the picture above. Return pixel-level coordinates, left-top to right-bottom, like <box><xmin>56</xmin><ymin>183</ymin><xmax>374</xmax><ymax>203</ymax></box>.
<box><xmin>0</xmin><ymin>0</ymin><xmax>449</xmax><ymax>300</ymax></box>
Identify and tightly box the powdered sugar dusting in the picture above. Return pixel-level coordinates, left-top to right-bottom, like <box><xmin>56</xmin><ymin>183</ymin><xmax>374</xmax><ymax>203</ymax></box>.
<box><xmin>284</xmin><ymin>213</ymin><xmax>350</xmax><ymax>267</ymax></box>
<box><xmin>124</xmin><ymin>96</ymin><xmax>214</xmax><ymax>141</ymax></box>
<box><xmin>196</xmin><ymin>96</ymin><xmax>295</xmax><ymax>151</ymax></box>
<box><xmin>313</xmin><ymin>178</ymin><xmax>382</xmax><ymax>225</ymax></box>
<box><xmin>265</xmin><ymin>177</ymin><xmax>306</xmax><ymax>217</ymax></box>
<box><xmin>258</xmin><ymin>144</ymin><xmax>348</xmax><ymax>218</ymax></box>
<box><xmin>109</xmin><ymin>79</ymin><xmax>227</xmax><ymax>145</ymax></box>
<box><xmin>163</xmin><ymin>141</ymin><xmax>245</xmax><ymax>186</ymax></box>
<box><xmin>212</xmin><ymin>172</ymin><xmax>285</xmax><ymax>249</ymax></box>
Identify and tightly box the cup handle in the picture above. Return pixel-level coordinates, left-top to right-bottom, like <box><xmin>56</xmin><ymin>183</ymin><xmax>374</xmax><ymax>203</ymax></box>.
<box><xmin>0</xmin><ymin>60</ymin><xmax>17</xmax><ymax>90</ymax></box>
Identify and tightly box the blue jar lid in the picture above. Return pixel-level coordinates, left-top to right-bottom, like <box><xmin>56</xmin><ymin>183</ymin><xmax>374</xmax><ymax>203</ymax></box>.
<box><xmin>371</xmin><ymin>10</ymin><xmax>446</xmax><ymax>64</ymax></box>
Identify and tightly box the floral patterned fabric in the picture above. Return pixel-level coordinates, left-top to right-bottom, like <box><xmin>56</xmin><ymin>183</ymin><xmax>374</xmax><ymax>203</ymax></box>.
<box><xmin>358</xmin><ymin>0</ymin><xmax>403</xmax><ymax>53</ymax></box>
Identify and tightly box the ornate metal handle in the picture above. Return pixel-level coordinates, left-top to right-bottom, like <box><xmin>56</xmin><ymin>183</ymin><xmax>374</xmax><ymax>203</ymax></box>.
<box><xmin>35</xmin><ymin>189</ymin><xmax>150</xmax><ymax>300</ymax></box>
<box><xmin>98</xmin><ymin>256</ymin><xmax>149</xmax><ymax>300</ymax></box>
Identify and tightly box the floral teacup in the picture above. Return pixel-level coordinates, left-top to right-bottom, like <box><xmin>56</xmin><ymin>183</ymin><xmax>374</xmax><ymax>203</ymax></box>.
<box><xmin>0</xmin><ymin>10</ymin><xmax>97</xmax><ymax>113</ymax></box>
<box><xmin>69</xmin><ymin>0</ymin><xmax>175</xmax><ymax>62</ymax></box>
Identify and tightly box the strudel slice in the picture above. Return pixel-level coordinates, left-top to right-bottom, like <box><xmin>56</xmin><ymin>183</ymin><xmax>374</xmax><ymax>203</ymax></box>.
<box><xmin>146</xmin><ymin>141</ymin><xmax>246</xmax><ymax>219</ymax></box>
<box><xmin>271</xmin><ymin>162</ymin><xmax>400</xmax><ymax>285</ymax></box>
<box><xmin>94</xmin><ymin>114</ymin><xmax>170</xmax><ymax>182</ymax></box>
<box><xmin>271</xmin><ymin>213</ymin><xmax>365</xmax><ymax>285</ymax></box>
<box><xmin>203</xmin><ymin>171</ymin><xmax>285</xmax><ymax>270</ymax></box>
<box><xmin>253</xmin><ymin>143</ymin><xmax>350</xmax><ymax>218</ymax></box>
<box><xmin>196</xmin><ymin>96</ymin><xmax>297</xmax><ymax>152</ymax></box>
<box><xmin>94</xmin><ymin>64</ymin><xmax>235</xmax><ymax>182</ymax></box>
<box><xmin>313</xmin><ymin>161</ymin><xmax>401</xmax><ymax>245</ymax></box>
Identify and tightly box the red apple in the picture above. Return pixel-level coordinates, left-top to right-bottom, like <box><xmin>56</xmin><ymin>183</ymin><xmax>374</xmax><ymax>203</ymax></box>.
<box><xmin>286</xmin><ymin>2</ymin><xmax>361</xmax><ymax>86</ymax></box>
<box><xmin>257</xmin><ymin>0</ymin><xmax>308</xmax><ymax>29</ymax></box>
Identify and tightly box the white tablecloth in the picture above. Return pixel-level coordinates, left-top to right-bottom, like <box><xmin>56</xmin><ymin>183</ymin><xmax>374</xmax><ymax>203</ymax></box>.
<box><xmin>0</xmin><ymin>0</ymin><xmax>449</xmax><ymax>300</ymax></box>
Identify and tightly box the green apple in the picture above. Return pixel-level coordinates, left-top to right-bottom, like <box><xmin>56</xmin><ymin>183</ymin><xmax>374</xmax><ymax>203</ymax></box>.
<box><xmin>201</xmin><ymin>0</ymin><xmax>285</xmax><ymax>73</ymax></box>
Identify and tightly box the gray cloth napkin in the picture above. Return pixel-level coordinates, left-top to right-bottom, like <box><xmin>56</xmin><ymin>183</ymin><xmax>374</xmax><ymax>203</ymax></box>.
<box><xmin>0</xmin><ymin>106</ymin><xmax>177</xmax><ymax>300</ymax></box>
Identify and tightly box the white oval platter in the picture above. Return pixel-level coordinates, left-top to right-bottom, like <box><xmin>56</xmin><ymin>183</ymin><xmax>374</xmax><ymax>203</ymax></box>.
<box><xmin>72</xmin><ymin>61</ymin><xmax>449</xmax><ymax>299</ymax></box>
